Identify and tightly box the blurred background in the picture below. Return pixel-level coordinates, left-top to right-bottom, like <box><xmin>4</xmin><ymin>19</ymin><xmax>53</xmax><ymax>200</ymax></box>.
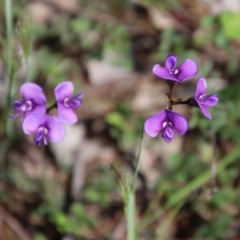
<box><xmin>1</xmin><ymin>0</ymin><xmax>240</xmax><ymax>239</ymax></box>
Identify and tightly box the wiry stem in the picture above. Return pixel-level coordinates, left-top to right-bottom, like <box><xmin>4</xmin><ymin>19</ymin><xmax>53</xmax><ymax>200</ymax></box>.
<box><xmin>132</xmin><ymin>128</ymin><xmax>144</xmax><ymax>193</ymax></box>
<box><xmin>5</xmin><ymin>0</ymin><xmax>14</xmax><ymax>137</ymax></box>
<box><xmin>127</xmin><ymin>127</ymin><xmax>144</xmax><ymax>240</ymax></box>
<box><xmin>165</xmin><ymin>81</ymin><xmax>176</xmax><ymax>110</ymax></box>
<box><xmin>46</xmin><ymin>102</ymin><xmax>57</xmax><ymax>113</ymax></box>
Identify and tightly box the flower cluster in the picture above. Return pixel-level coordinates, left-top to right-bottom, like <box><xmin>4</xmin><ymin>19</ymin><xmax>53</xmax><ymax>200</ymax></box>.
<box><xmin>145</xmin><ymin>54</ymin><xmax>219</xmax><ymax>143</ymax></box>
<box><xmin>9</xmin><ymin>81</ymin><xmax>83</xmax><ymax>146</ymax></box>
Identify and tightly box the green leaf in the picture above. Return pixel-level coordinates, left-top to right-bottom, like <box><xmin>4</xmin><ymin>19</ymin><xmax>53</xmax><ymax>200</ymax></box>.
<box><xmin>105</xmin><ymin>112</ymin><xmax>125</xmax><ymax>130</ymax></box>
<box><xmin>220</xmin><ymin>11</ymin><xmax>240</xmax><ymax>40</ymax></box>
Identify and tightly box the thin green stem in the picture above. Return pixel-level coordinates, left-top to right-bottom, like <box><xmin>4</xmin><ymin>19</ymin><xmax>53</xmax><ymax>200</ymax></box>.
<box><xmin>23</xmin><ymin>23</ymin><xmax>34</xmax><ymax>82</ymax></box>
<box><xmin>127</xmin><ymin>127</ymin><xmax>144</xmax><ymax>240</ymax></box>
<box><xmin>5</xmin><ymin>0</ymin><xmax>12</xmax><ymax>75</ymax></box>
<box><xmin>132</xmin><ymin>127</ymin><xmax>144</xmax><ymax>192</ymax></box>
<box><xmin>127</xmin><ymin>192</ymin><xmax>135</xmax><ymax>240</ymax></box>
<box><xmin>5</xmin><ymin>0</ymin><xmax>14</xmax><ymax>137</ymax></box>
<box><xmin>26</xmin><ymin>54</ymin><xmax>33</xmax><ymax>82</ymax></box>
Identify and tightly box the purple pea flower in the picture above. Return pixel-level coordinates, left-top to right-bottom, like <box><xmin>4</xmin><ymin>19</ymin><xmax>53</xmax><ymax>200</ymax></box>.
<box><xmin>144</xmin><ymin>109</ymin><xmax>188</xmax><ymax>143</ymax></box>
<box><xmin>54</xmin><ymin>81</ymin><xmax>83</xmax><ymax>124</ymax></box>
<box><xmin>22</xmin><ymin>114</ymin><xmax>65</xmax><ymax>146</ymax></box>
<box><xmin>192</xmin><ymin>77</ymin><xmax>219</xmax><ymax>120</ymax></box>
<box><xmin>153</xmin><ymin>54</ymin><xmax>198</xmax><ymax>82</ymax></box>
<box><xmin>9</xmin><ymin>83</ymin><xmax>46</xmax><ymax>120</ymax></box>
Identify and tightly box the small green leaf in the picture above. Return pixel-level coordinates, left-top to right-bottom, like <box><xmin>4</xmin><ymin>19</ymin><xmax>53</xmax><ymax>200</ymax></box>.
<box><xmin>105</xmin><ymin>112</ymin><xmax>125</xmax><ymax>130</ymax></box>
<box><xmin>220</xmin><ymin>11</ymin><xmax>240</xmax><ymax>40</ymax></box>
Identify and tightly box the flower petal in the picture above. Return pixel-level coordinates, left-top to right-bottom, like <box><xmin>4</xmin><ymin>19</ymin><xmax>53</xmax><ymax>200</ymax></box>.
<box><xmin>199</xmin><ymin>104</ymin><xmax>212</xmax><ymax>119</ymax></box>
<box><xmin>57</xmin><ymin>103</ymin><xmax>78</xmax><ymax>124</ymax></box>
<box><xmin>68</xmin><ymin>93</ymin><xmax>84</xmax><ymax>109</ymax></box>
<box><xmin>195</xmin><ymin>77</ymin><xmax>207</xmax><ymax>98</ymax></box>
<box><xmin>165</xmin><ymin>54</ymin><xmax>177</xmax><ymax>72</ymax></box>
<box><xmin>166</xmin><ymin>109</ymin><xmax>188</xmax><ymax>136</ymax></box>
<box><xmin>9</xmin><ymin>112</ymin><xmax>22</xmax><ymax>118</ymax></box>
<box><xmin>161</xmin><ymin>126</ymin><xmax>175</xmax><ymax>143</ymax></box>
<box><xmin>144</xmin><ymin>110</ymin><xmax>167</xmax><ymax>137</ymax></box>
<box><xmin>23</xmin><ymin>104</ymin><xmax>46</xmax><ymax>119</ymax></box>
<box><xmin>20</xmin><ymin>83</ymin><xmax>46</xmax><ymax>105</ymax></box>
<box><xmin>54</xmin><ymin>81</ymin><xmax>74</xmax><ymax>102</ymax></box>
<box><xmin>165</xmin><ymin>126</ymin><xmax>175</xmax><ymax>138</ymax></box>
<box><xmin>22</xmin><ymin>114</ymin><xmax>48</xmax><ymax>134</ymax></box>
<box><xmin>202</xmin><ymin>94</ymin><xmax>219</xmax><ymax>107</ymax></box>
<box><xmin>177</xmin><ymin>59</ymin><xmax>198</xmax><ymax>82</ymax></box>
<box><xmin>47</xmin><ymin>116</ymin><xmax>65</xmax><ymax>143</ymax></box>
<box><xmin>152</xmin><ymin>64</ymin><xmax>179</xmax><ymax>82</ymax></box>
<box><xmin>161</xmin><ymin>131</ymin><xmax>171</xmax><ymax>143</ymax></box>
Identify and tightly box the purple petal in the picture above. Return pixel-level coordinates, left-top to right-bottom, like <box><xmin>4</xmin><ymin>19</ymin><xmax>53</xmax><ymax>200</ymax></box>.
<box><xmin>144</xmin><ymin>110</ymin><xmax>167</xmax><ymax>137</ymax></box>
<box><xmin>152</xmin><ymin>64</ymin><xmax>179</xmax><ymax>82</ymax></box>
<box><xmin>20</xmin><ymin>83</ymin><xmax>46</xmax><ymax>105</ymax></box>
<box><xmin>54</xmin><ymin>81</ymin><xmax>74</xmax><ymax>102</ymax></box>
<box><xmin>12</xmin><ymin>99</ymin><xmax>24</xmax><ymax>109</ymax></box>
<box><xmin>68</xmin><ymin>94</ymin><xmax>84</xmax><ymax>109</ymax></box>
<box><xmin>198</xmin><ymin>104</ymin><xmax>212</xmax><ymax>119</ymax></box>
<box><xmin>161</xmin><ymin>131</ymin><xmax>171</xmax><ymax>143</ymax></box>
<box><xmin>34</xmin><ymin>130</ymin><xmax>47</xmax><ymax>146</ymax></box>
<box><xmin>165</xmin><ymin>54</ymin><xmax>177</xmax><ymax>72</ymax></box>
<box><xmin>46</xmin><ymin>116</ymin><xmax>65</xmax><ymax>143</ymax></box>
<box><xmin>22</xmin><ymin>114</ymin><xmax>48</xmax><ymax>134</ymax></box>
<box><xmin>9</xmin><ymin>112</ymin><xmax>22</xmax><ymax>118</ymax></box>
<box><xmin>202</xmin><ymin>94</ymin><xmax>219</xmax><ymax>107</ymax></box>
<box><xmin>166</xmin><ymin>109</ymin><xmax>188</xmax><ymax>136</ymax></box>
<box><xmin>161</xmin><ymin>126</ymin><xmax>175</xmax><ymax>143</ymax></box>
<box><xmin>57</xmin><ymin>103</ymin><xmax>78</xmax><ymax>124</ymax></box>
<box><xmin>177</xmin><ymin>59</ymin><xmax>198</xmax><ymax>82</ymax></box>
<box><xmin>32</xmin><ymin>104</ymin><xmax>46</xmax><ymax>114</ymax></box>
<box><xmin>195</xmin><ymin>77</ymin><xmax>206</xmax><ymax>98</ymax></box>
<box><xmin>165</xmin><ymin>126</ymin><xmax>174</xmax><ymax>138</ymax></box>
<box><xmin>23</xmin><ymin>104</ymin><xmax>46</xmax><ymax>119</ymax></box>
<box><xmin>34</xmin><ymin>131</ymin><xmax>44</xmax><ymax>143</ymax></box>
<box><xmin>164</xmin><ymin>136</ymin><xmax>171</xmax><ymax>143</ymax></box>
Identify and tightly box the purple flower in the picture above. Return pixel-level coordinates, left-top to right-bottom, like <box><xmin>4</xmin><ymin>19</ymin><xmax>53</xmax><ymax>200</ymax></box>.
<box><xmin>193</xmin><ymin>77</ymin><xmax>219</xmax><ymax>119</ymax></box>
<box><xmin>54</xmin><ymin>81</ymin><xmax>83</xmax><ymax>124</ymax></box>
<box><xmin>144</xmin><ymin>109</ymin><xmax>188</xmax><ymax>143</ymax></box>
<box><xmin>152</xmin><ymin>54</ymin><xmax>198</xmax><ymax>82</ymax></box>
<box><xmin>9</xmin><ymin>83</ymin><xmax>46</xmax><ymax>120</ymax></box>
<box><xmin>22</xmin><ymin>114</ymin><xmax>65</xmax><ymax>146</ymax></box>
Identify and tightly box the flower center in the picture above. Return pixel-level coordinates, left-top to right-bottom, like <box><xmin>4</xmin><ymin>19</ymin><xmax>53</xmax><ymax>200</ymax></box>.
<box><xmin>161</xmin><ymin>121</ymin><xmax>174</xmax><ymax>143</ymax></box>
<box><xmin>63</xmin><ymin>94</ymin><xmax>83</xmax><ymax>109</ymax></box>
<box><xmin>18</xmin><ymin>100</ymin><xmax>33</xmax><ymax>112</ymax></box>
<box><xmin>198</xmin><ymin>94</ymin><xmax>206</xmax><ymax>101</ymax></box>
<box><xmin>170</xmin><ymin>69</ymin><xmax>179</xmax><ymax>75</ymax></box>
<box><xmin>162</xmin><ymin>121</ymin><xmax>172</xmax><ymax>128</ymax></box>
<box><xmin>38</xmin><ymin>126</ymin><xmax>48</xmax><ymax>135</ymax></box>
<box><xmin>63</xmin><ymin>98</ymin><xmax>69</xmax><ymax>108</ymax></box>
<box><xmin>25</xmin><ymin>100</ymin><xmax>33</xmax><ymax>111</ymax></box>
<box><xmin>34</xmin><ymin>126</ymin><xmax>48</xmax><ymax>146</ymax></box>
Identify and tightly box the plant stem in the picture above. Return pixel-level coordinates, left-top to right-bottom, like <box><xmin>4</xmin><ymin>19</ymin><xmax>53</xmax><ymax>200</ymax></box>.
<box><xmin>132</xmin><ymin>128</ymin><xmax>144</xmax><ymax>192</ymax></box>
<box><xmin>5</xmin><ymin>0</ymin><xmax>14</xmax><ymax>137</ymax></box>
<box><xmin>47</xmin><ymin>102</ymin><xmax>57</xmax><ymax>113</ymax></box>
<box><xmin>127</xmin><ymin>192</ymin><xmax>135</xmax><ymax>240</ymax></box>
<box><xmin>5</xmin><ymin>0</ymin><xmax>12</xmax><ymax>75</ymax></box>
<box><xmin>127</xmin><ymin>127</ymin><xmax>144</xmax><ymax>240</ymax></box>
<box><xmin>166</xmin><ymin>81</ymin><xmax>176</xmax><ymax>110</ymax></box>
